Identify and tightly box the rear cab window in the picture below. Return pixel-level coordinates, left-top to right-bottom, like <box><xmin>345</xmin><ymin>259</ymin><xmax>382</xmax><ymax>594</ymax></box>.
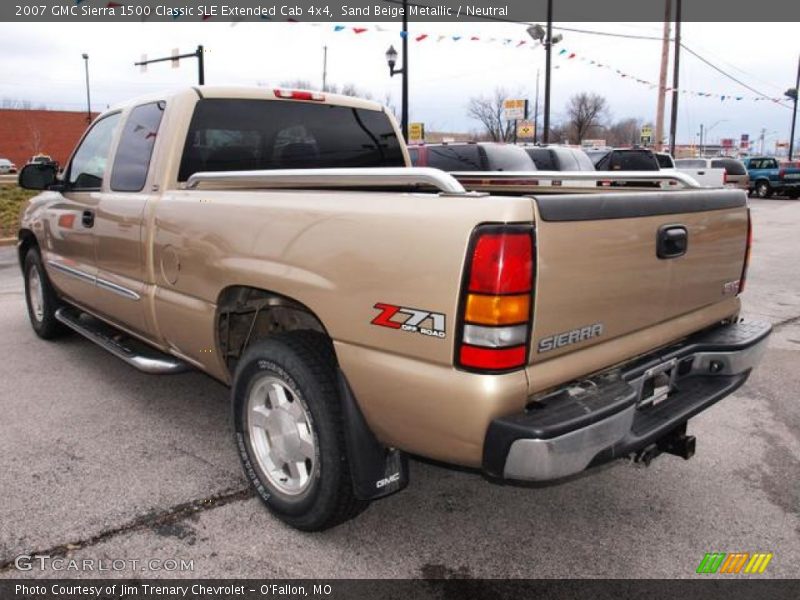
<box><xmin>178</xmin><ymin>99</ymin><xmax>404</xmax><ymax>181</ymax></box>
<box><xmin>608</xmin><ymin>150</ymin><xmax>659</xmax><ymax>171</ymax></box>
<box><xmin>525</xmin><ymin>148</ymin><xmax>556</xmax><ymax>170</ymax></box>
<box><xmin>425</xmin><ymin>145</ymin><xmax>484</xmax><ymax>171</ymax></box>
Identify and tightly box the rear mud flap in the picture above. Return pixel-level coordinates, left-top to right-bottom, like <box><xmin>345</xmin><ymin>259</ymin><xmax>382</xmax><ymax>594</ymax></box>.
<box><xmin>337</xmin><ymin>369</ymin><xmax>409</xmax><ymax>500</ymax></box>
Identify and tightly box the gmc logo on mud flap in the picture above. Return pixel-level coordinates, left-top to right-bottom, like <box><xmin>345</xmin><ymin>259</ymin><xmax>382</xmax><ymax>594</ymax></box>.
<box><xmin>376</xmin><ymin>473</ymin><xmax>401</xmax><ymax>489</ymax></box>
<box><xmin>371</xmin><ymin>303</ymin><xmax>446</xmax><ymax>338</ymax></box>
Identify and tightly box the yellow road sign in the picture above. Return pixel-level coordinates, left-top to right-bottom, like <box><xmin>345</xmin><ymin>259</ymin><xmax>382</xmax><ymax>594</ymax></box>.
<box><xmin>517</xmin><ymin>120</ymin><xmax>535</xmax><ymax>139</ymax></box>
<box><xmin>409</xmin><ymin>122</ymin><xmax>425</xmax><ymax>143</ymax></box>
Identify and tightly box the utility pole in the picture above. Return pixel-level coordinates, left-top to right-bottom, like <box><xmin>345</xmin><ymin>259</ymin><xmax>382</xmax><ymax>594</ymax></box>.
<box><xmin>788</xmin><ymin>54</ymin><xmax>800</xmax><ymax>161</ymax></box>
<box><xmin>655</xmin><ymin>0</ymin><xmax>671</xmax><ymax>152</ymax></box>
<box><xmin>668</xmin><ymin>0</ymin><xmax>682</xmax><ymax>156</ymax></box>
<box><xmin>135</xmin><ymin>45</ymin><xmax>205</xmax><ymax>85</ymax></box>
<box><xmin>760</xmin><ymin>128</ymin><xmax>766</xmax><ymax>154</ymax></box>
<box><xmin>534</xmin><ymin>69</ymin><xmax>540</xmax><ymax>144</ymax></box>
<box><xmin>322</xmin><ymin>45</ymin><xmax>328</xmax><ymax>92</ymax></box>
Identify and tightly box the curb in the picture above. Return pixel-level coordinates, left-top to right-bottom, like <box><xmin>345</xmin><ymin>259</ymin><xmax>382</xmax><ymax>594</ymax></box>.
<box><xmin>0</xmin><ymin>238</ymin><xmax>17</xmax><ymax>247</ymax></box>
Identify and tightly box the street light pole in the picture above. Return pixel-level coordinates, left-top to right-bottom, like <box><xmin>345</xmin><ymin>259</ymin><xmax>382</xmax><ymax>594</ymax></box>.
<box><xmin>81</xmin><ymin>53</ymin><xmax>91</xmax><ymax>123</ymax></box>
<box><xmin>400</xmin><ymin>2</ymin><xmax>409</xmax><ymax>142</ymax></box>
<box><xmin>385</xmin><ymin>1</ymin><xmax>409</xmax><ymax>142</ymax></box>
<box><xmin>788</xmin><ymin>53</ymin><xmax>799</xmax><ymax>161</ymax></box>
<box><xmin>543</xmin><ymin>0</ymin><xmax>553</xmax><ymax>144</ymax></box>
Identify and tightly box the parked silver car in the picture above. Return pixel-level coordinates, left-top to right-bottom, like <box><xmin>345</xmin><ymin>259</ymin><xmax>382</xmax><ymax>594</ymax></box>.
<box><xmin>0</xmin><ymin>158</ymin><xmax>18</xmax><ymax>174</ymax></box>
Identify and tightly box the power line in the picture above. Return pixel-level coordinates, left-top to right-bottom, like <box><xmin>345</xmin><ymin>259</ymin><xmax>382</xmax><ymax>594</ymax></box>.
<box><xmin>680</xmin><ymin>43</ymin><xmax>792</xmax><ymax>108</ymax></box>
<box><xmin>552</xmin><ymin>25</ymin><xmax>664</xmax><ymax>41</ymax></box>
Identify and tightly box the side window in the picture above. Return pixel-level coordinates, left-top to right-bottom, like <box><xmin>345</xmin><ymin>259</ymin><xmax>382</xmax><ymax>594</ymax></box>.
<box><xmin>766</xmin><ymin>159</ymin><xmax>778</xmax><ymax>169</ymax></box>
<box><xmin>68</xmin><ymin>113</ymin><xmax>121</xmax><ymax>190</ymax></box>
<box><xmin>111</xmin><ymin>102</ymin><xmax>165</xmax><ymax>192</ymax></box>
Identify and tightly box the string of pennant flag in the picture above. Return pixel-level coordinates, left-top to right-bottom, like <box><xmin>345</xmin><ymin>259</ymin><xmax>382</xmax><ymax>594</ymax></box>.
<box><xmin>94</xmin><ymin>0</ymin><xmax>788</xmax><ymax>106</ymax></box>
<box><xmin>325</xmin><ymin>22</ymin><xmax>790</xmax><ymax>104</ymax></box>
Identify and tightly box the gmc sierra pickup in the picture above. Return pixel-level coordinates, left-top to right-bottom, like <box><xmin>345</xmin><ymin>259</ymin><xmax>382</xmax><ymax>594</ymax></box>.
<box><xmin>17</xmin><ymin>87</ymin><xmax>770</xmax><ymax>531</ymax></box>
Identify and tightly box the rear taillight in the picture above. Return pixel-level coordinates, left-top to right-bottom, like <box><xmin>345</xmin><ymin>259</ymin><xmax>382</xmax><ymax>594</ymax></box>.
<box><xmin>738</xmin><ymin>208</ymin><xmax>752</xmax><ymax>295</ymax></box>
<box><xmin>778</xmin><ymin>167</ymin><xmax>786</xmax><ymax>180</ymax></box>
<box><xmin>723</xmin><ymin>170</ymin><xmax>728</xmax><ymax>185</ymax></box>
<box><xmin>457</xmin><ymin>226</ymin><xmax>534</xmax><ymax>372</ymax></box>
<box><xmin>273</xmin><ymin>89</ymin><xmax>325</xmax><ymax>101</ymax></box>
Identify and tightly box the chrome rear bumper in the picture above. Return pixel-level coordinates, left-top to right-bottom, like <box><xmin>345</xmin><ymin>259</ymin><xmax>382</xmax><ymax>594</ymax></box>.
<box><xmin>483</xmin><ymin>320</ymin><xmax>771</xmax><ymax>482</ymax></box>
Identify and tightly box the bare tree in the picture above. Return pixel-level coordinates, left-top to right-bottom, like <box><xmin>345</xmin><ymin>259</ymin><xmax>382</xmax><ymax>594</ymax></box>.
<box><xmin>605</xmin><ymin>117</ymin><xmax>644</xmax><ymax>147</ymax></box>
<box><xmin>467</xmin><ymin>88</ymin><xmax>519</xmax><ymax>142</ymax></box>
<box><xmin>565</xmin><ymin>92</ymin><xmax>609</xmax><ymax>144</ymax></box>
<box><xmin>381</xmin><ymin>92</ymin><xmax>400</xmax><ymax>123</ymax></box>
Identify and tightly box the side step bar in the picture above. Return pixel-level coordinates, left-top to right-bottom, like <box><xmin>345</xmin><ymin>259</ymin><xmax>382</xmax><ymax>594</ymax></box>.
<box><xmin>55</xmin><ymin>307</ymin><xmax>190</xmax><ymax>375</ymax></box>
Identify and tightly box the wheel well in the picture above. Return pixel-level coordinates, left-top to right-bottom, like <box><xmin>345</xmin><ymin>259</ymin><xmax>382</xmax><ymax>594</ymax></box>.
<box><xmin>216</xmin><ymin>286</ymin><xmax>330</xmax><ymax>376</ymax></box>
<box><xmin>17</xmin><ymin>229</ymin><xmax>37</xmax><ymax>270</ymax></box>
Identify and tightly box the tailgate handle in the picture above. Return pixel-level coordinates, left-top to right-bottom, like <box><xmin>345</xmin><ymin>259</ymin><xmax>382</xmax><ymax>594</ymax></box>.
<box><xmin>657</xmin><ymin>225</ymin><xmax>688</xmax><ymax>259</ymax></box>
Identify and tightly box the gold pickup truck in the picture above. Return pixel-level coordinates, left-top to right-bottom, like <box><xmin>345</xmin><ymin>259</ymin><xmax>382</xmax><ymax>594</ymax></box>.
<box><xmin>16</xmin><ymin>87</ymin><xmax>770</xmax><ymax>531</ymax></box>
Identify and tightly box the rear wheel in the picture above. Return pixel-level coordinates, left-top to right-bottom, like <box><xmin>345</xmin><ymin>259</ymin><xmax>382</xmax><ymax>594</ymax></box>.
<box><xmin>23</xmin><ymin>248</ymin><xmax>67</xmax><ymax>339</ymax></box>
<box><xmin>232</xmin><ymin>331</ymin><xmax>367</xmax><ymax>531</ymax></box>
<box><xmin>754</xmin><ymin>180</ymin><xmax>773</xmax><ymax>198</ymax></box>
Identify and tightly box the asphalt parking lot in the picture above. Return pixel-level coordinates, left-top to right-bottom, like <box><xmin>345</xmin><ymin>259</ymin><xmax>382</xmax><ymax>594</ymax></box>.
<box><xmin>0</xmin><ymin>197</ymin><xmax>798</xmax><ymax>580</ymax></box>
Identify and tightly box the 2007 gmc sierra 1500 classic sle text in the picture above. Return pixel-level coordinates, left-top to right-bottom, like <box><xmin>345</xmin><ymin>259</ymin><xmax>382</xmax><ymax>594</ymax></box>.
<box><xmin>16</xmin><ymin>87</ymin><xmax>770</xmax><ymax>531</ymax></box>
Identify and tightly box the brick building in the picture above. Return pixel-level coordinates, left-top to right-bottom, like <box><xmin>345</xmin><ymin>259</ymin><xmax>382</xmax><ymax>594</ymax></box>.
<box><xmin>0</xmin><ymin>109</ymin><xmax>98</xmax><ymax>169</ymax></box>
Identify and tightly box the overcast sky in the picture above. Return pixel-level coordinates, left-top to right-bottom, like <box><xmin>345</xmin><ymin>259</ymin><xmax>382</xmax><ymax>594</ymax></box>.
<box><xmin>1</xmin><ymin>21</ymin><xmax>797</xmax><ymax>147</ymax></box>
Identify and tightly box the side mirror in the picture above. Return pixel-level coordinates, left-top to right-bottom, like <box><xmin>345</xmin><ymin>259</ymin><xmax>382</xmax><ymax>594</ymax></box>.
<box><xmin>19</xmin><ymin>163</ymin><xmax>57</xmax><ymax>191</ymax></box>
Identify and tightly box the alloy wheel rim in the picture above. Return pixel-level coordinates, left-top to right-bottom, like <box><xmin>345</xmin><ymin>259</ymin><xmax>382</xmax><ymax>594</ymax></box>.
<box><xmin>28</xmin><ymin>267</ymin><xmax>45</xmax><ymax>322</ymax></box>
<box><xmin>247</xmin><ymin>375</ymin><xmax>317</xmax><ymax>496</ymax></box>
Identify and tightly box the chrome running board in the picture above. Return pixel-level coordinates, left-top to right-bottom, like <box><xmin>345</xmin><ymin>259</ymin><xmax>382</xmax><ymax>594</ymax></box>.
<box><xmin>55</xmin><ymin>307</ymin><xmax>189</xmax><ymax>375</ymax></box>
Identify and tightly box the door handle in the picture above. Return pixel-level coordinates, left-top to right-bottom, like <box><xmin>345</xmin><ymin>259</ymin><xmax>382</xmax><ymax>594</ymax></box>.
<box><xmin>82</xmin><ymin>210</ymin><xmax>95</xmax><ymax>228</ymax></box>
<box><xmin>657</xmin><ymin>225</ymin><xmax>688</xmax><ymax>259</ymax></box>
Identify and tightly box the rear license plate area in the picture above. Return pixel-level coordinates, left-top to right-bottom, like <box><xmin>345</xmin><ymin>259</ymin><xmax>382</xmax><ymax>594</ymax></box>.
<box><xmin>637</xmin><ymin>359</ymin><xmax>677</xmax><ymax>408</ymax></box>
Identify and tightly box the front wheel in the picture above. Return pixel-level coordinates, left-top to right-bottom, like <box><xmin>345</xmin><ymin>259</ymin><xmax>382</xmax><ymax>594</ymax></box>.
<box><xmin>232</xmin><ymin>331</ymin><xmax>367</xmax><ymax>531</ymax></box>
<box><xmin>23</xmin><ymin>247</ymin><xmax>67</xmax><ymax>339</ymax></box>
<box><xmin>754</xmin><ymin>180</ymin><xmax>773</xmax><ymax>198</ymax></box>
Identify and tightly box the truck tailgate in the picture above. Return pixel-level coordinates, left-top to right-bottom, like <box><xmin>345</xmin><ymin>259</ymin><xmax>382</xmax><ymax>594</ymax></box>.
<box><xmin>530</xmin><ymin>190</ymin><xmax>748</xmax><ymax>366</ymax></box>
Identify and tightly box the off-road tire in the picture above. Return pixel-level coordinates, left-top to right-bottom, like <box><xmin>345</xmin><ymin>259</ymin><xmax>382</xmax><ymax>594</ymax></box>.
<box><xmin>232</xmin><ymin>330</ymin><xmax>367</xmax><ymax>531</ymax></box>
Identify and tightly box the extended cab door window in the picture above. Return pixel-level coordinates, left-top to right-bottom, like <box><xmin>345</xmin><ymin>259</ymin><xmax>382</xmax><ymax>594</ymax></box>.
<box><xmin>67</xmin><ymin>113</ymin><xmax>121</xmax><ymax>190</ymax></box>
<box><xmin>111</xmin><ymin>102</ymin><xmax>165</xmax><ymax>192</ymax></box>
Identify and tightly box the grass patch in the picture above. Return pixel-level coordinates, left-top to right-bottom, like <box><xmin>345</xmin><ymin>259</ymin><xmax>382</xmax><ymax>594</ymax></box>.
<box><xmin>0</xmin><ymin>185</ymin><xmax>38</xmax><ymax>238</ymax></box>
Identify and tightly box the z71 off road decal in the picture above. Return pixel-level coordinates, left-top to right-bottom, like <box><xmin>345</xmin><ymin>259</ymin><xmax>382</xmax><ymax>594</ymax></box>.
<box><xmin>371</xmin><ymin>303</ymin><xmax>446</xmax><ymax>339</ymax></box>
